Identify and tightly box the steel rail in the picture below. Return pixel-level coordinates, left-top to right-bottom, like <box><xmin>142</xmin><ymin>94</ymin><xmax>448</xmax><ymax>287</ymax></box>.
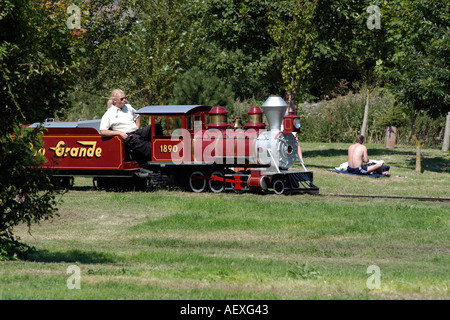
<box><xmin>318</xmin><ymin>193</ymin><xmax>450</xmax><ymax>202</ymax></box>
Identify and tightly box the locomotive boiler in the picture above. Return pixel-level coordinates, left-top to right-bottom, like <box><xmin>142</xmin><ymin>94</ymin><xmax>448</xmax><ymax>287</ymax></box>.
<box><xmin>29</xmin><ymin>96</ymin><xmax>319</xmax><ymax>195</ymax></box>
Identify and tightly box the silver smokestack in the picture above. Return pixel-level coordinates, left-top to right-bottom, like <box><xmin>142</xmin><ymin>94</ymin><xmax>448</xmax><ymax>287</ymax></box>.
<box><xmin>261</xmin><ymin>96</ymin><xmax>288</xmax><ymax>133</ymax></box>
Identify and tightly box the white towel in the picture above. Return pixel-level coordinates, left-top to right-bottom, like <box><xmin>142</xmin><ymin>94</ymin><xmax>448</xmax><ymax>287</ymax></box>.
<box><xmin>335</xmin><ymin>162</ymin><xmax>349</xmax><ymax>171</ymax></box>
<box><xmin>335</xmin><ymin>159</ymin><xmax>384</xmax><ymax>171</ymax></box>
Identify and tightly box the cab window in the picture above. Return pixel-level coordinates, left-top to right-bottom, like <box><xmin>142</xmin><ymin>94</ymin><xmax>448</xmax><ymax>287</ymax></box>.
<box><xmin>168</xmin><ymin>116</ymin><xmax>182</xmax><ymax>135</ymax></box>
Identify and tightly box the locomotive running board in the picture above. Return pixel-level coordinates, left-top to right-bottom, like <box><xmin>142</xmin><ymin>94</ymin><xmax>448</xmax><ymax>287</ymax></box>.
<box><xmin>270</xmin><ymin>171</ymin><xmax>319</xmax><ymax>195</ymax></box>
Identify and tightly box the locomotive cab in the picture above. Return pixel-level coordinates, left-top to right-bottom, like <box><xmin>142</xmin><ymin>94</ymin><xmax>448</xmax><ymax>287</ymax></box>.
<box><xmin>136</xmin><ymin>105</ymin><xmax>213</xmax><ymax>163</ymax></box>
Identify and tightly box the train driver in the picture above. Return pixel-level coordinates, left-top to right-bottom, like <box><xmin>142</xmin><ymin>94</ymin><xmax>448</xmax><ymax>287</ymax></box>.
<box><xmin>100</xmin><ymin>89</ymin><xmax>152</xmax><ymax>159</ymax></box>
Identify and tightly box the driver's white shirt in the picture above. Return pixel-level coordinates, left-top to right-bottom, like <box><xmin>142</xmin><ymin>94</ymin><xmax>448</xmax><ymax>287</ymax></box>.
<box><xmin>100</xmin><ymin>104</ymin><xmax>139</xmax><ymax>133</ymax></box>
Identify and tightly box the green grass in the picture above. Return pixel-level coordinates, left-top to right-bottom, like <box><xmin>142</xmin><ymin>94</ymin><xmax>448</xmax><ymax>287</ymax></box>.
<box><xmin>1</xmin><ymin>143</ymin><xmax>449</xmax><ymax>300</ymax></box>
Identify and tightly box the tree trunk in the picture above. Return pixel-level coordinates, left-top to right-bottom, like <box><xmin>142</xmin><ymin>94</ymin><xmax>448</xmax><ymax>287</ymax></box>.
<box><xmin>442</xmin><ymin>111</ymin><xmax>450</xmax><ymax>152</ymax></box>
<box><xmin>385</xmin><ymin>126</ymin><xmax>397</xmax><ymax>149</ymax></box>
<box><xmin>411</xmin><ymin>116</ymin><xmax>422</xmax><ymax>173</ymax></box>
<box><xmin>360</xmin><ymin>89</ymin><xmax>370</xmax><ymax>137</ymax></box>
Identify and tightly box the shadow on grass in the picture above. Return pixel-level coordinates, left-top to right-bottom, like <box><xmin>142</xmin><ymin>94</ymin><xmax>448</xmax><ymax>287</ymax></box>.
<box><xmin>303</xmin><ymin>148</ymin><xmax>415</xmax><ymax>158</ymax></box>
<box><xmin>29</xmin><ymin>249</ymin><xmax>117</xmax><ymax>264</ymax></box>
<box><xmin>406</xmin><ymin>156</ymin><xmax>450</xmax><ymax>174</ymax></box>
<box><xmin>303</xmin><ymin>148</ymin><xmax>347</xmax><ymax>158</ymax></box>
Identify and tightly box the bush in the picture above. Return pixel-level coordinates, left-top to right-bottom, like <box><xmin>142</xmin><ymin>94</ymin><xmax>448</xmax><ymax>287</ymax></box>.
<box><xmin>0</xmin><ymin>125</ymin><xmax>62</xmax><ymax>255</ymax></box>
<box><xmin>231</xmin><ymin>97</ymin><xmax>266</xmax><ymax>124</ymax></box>
<box><xmin>0</xmin><ymin>238</ymin><xmax>36</xmax><ymax>261</ymax></box>
<box><xmin>298</xmin><ymin>90</ymin><xmax>445</xmax><ymax>147</ymax></box>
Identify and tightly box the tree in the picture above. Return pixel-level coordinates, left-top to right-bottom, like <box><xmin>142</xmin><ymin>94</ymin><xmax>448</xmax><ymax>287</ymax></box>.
<box><xmin>360</xmin><ymin>89</ymin><xmax>370</xmax><ymax>138</ymax></box>
<box><xmin>0</xmin><ymin>126</ymin><xmax>61</xmax><ymax>258</ymax></box>
<box><xmin>443</xmin><ymin>112</ymin><xmax>450</xmax><ymax>152</ymax></box>
<box><xmin>64</xmin><ymin>0</ymin><xmax>144</xmax><ymax>119</ymax></box>
<box><xmin>267</xmin><ymin>0</ymin><xmax>319</xmax><ymax>103</ymax></box>
<box><xmin>1</xmin><ymin>0</ymin><xmax>85</xmax><ymax>130</ymax></box>
<box><xmin>64</xmin><ymin>0</ymin><xmax>201</xmax><ymax>118</ymax></box>
<box><xmin>268</xmin><ymin>0</ymin><xmax>389</xmax><ymax>105</ymax></box>
<box><xmin>128</xmin><ymin>0</ymin><xmax>200</xmax><ymax>105</ymax></box>
<box><xmin>67</xmin><ymin>0</ymin><xmax>285</xmax><ymax>117</ymax></box>
<box><xmin>169</xmin><ymin>67</ymin><xmax>234</xmax><ymax>108</ymax></box>
<box><xmin>192</xmin><ymin>0</ymin><xmax>284</xmax><ymax>99</ymax></box>
<box><xmin>56</xmin><ymin>0</ymin><xmax>205</xmax><ymax>121</ymax></box>
<box><xmin>0</xmin><ymin>0</ymin><xmax>83</xmax><ymax>257</ymax></box>
<box><xmin>377</xmin><ymin>0</ymin><xmax>449</xmax><ymax>171</ymax></box>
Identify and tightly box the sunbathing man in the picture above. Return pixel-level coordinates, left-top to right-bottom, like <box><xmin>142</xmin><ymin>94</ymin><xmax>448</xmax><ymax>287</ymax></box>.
<box><xmin>348</xmin><ymin>135</ymin><xmax>389</xmax><ymax>175</ymax></box>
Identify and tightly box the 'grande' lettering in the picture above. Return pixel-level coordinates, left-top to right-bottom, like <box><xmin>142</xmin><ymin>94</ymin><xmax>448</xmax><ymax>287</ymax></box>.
<box><xmin>50</xmin><ymin>141</ymin><xmax>102</xmax><ymax>158</ymax></box>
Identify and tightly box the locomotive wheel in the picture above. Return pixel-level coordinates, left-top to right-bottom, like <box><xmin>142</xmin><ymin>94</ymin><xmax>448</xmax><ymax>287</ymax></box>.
<box><xmin>273</xmin><ymin>179</ymin><xmax>286</xmax><ymax>195</ymax></box>
<box><xmin>209</xmin><ymin>171</ymin><xmax>225</xmax><ymax>193</ymax></box>
<box><xmin>189</xmin><ymin>171</ymin><xmax>208</xmax><ymax>193</ymax></box>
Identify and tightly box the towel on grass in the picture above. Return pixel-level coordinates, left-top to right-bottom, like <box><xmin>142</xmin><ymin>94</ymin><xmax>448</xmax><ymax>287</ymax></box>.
<box><xmin>330</xmin><ymin>160</ymin><xmax>389</xmax><ymax>178</ymax></box>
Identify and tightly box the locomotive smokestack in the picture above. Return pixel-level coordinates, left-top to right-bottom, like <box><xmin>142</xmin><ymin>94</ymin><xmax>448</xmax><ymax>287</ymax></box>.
<box><xmin>261</xmin><ymin>96</ymin><xmax>288</xmax><ymax>133</ymax></box>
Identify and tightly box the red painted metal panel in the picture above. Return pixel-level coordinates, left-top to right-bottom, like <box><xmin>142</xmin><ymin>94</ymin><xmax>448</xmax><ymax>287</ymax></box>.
<box><xmin>40</xmin><ymin>134</ymin><xmax>130</xmax><ymax>170</ymax></box>
<box><xmin>152</xmin><ymin>138</ymin><xmax>184</xmax><ymax>162</ymax></box>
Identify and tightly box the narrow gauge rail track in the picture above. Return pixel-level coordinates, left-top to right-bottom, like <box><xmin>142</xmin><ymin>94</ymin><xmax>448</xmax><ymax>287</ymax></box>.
<box><xmin>69</xmin><ymin>184</ymin><xmax>449</xmax><ymax>202</ymax></box>
<box><xmin>318</xmin><ymin>193</ymin><xmax>450</xmax><ymax>202</ymax></box>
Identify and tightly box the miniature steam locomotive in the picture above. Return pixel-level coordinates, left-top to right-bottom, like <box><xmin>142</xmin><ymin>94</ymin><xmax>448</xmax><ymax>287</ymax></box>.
<box><xmin>29</xmin><ymin>96</ymin><xmax>319</xmax><ymax>195</ymax></box>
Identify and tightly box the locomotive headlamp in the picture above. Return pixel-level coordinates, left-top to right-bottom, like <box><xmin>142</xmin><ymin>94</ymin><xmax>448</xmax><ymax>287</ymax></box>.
<box><xmin>294</xmin><ymin>118</ymin><xmax>301</xmax><ymax>129</ymax></box>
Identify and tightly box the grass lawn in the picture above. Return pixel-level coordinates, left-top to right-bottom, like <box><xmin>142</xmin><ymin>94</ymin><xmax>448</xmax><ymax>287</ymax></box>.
<box><xmin>1</xmin><ymin>142</ymin><xmax>449</xmax><ymax>300</ymax></box>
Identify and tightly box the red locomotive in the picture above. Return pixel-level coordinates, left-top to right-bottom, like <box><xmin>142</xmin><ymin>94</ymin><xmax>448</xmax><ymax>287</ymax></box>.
<box><xmin>29</xmin><ymin>96</ymin><xmax>319</xmax><ymax>194</ymax></box>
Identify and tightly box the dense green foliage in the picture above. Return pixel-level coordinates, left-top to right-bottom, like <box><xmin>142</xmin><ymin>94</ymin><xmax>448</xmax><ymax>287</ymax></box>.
<box><xmin>377</xmin><ymin>0</ymin><xmax>449</xmax><ymax>118</ymax></box>
<box><xmin>64</xmin><ymin>0</ymin><xmax>448</xmax><ymax>132</ymax></box>
<box><xmin>169</xmin><ymin>67</ymin><xmax>234</xmax><ymax>108</ymax></box>
<box><xmin>71</xmin><ymin>0</ymin><xmax>201</xmax><ymax>113</ymax></box>
<box><xmin>0</xmin><ymin>126</ymin><xmax>62</xmax><ymax>241</ymax></box>
<box><xmin>268</xmin><ymin>0</ymin><xmax>387</xmax><ymax>102</ymax></box>
<box><xmin>299</xmin><ymin>90</ymin><xmax>445</xmax><ymax>146</ymax></box>
<box><xmin>192</xmin><ymin>0</ymin><xmax>284</xmax><ymax>98</ymax></box>
<box><xmin>1</xmin><ymin>0</ymin><xmax>78</xmax><ymax>251</ymax></box>
<box><xmin>1</xmin><ymin>0</ymin><xmax>84</xmax><ymax>129</ymax></box>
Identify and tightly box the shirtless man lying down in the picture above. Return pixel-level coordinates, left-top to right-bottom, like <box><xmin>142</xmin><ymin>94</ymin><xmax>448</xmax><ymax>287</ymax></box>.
<box><xmin>347</xmin><ymin>135</ymin><xmax>389</xmax><ymax>175</ymax></box>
